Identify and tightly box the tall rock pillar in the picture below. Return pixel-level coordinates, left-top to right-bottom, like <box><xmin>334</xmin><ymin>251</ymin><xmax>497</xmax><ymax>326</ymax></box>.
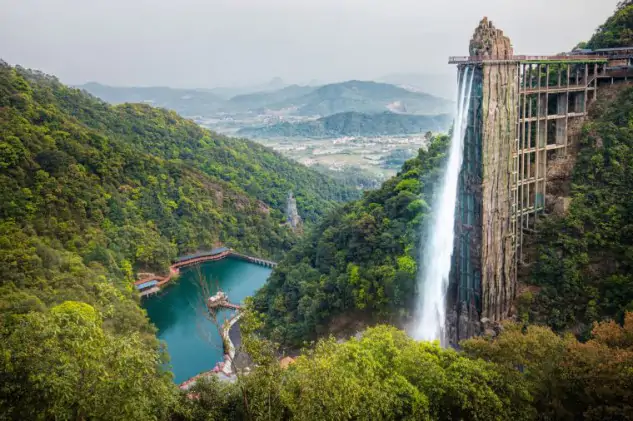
<box><xmin>286</xmin><ymin>192</ymin><xmax>302</xmax><ymax>231</ymax></box>
<box><xmin>475</xmin><ymin>19</ymin><xmax>518</xmax><ymax>323</ymax></box>
<box><xmin>449</xmin><ymin>18</ymin><xmax>518</xmax><ymax>343</ymax></box>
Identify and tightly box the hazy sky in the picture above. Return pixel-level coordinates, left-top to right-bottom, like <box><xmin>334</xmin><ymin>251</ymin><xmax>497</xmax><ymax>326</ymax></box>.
<box><xmin>1</xmin><ymin>0</ymin><xmax>621</xmax><ymax>88</ymax></box>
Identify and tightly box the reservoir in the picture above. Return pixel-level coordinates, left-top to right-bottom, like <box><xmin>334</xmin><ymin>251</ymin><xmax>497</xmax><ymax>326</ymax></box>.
<box><xmin>143</xmin><ymin>258</ymin><xmax>272</xmax><ymax>383</ymax></box>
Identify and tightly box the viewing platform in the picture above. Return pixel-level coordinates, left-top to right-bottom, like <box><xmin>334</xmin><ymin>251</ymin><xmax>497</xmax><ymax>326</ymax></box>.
<box><xmin>448</xmin><ymin>54</ymin><xmax>607</xmax><ymax>65</ymax></box>
<box><xmin>229</xmin><ymin>252</ymin><xmax>277</xmax><ymax>268</ymax></box>
<box><xmin>207</xmin><ymin>291</ymin><xmax>242</xmax><ymax>311</ymax></box>
<box><xmin>134</xmin><ymin>247</ymin><xmax>277</xmax><ymax>298</ymax></box>
<box><xmin>172</xmin><ymin>247</ymin><xmax>232</xmax><ymax>269</ymax></box>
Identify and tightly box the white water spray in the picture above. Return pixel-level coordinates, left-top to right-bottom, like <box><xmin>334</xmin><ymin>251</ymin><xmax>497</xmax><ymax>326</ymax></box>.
<box><xmin>413</xmin><ymin>67</ymin><xmax>474</xmax><ymax>344</ymax></box>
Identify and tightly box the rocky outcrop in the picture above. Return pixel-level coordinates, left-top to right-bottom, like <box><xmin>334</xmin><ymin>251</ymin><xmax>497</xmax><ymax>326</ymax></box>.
<box><xmin>286</xmin><ymin>192</ymin><xmax>302</xmax><ymax>230</ymax></box>
<box><xmin>476</xmin><ymin>19</ymin><xmax>518</xmax><ymax>323</ymax></box>
<box><xmin>469</xmin><ymin>17</ymin><xmax>514</xmax><ymax>58</ymax></box>
<box><xmin>447</xmin><ymin>18</ymin><xmax>520</xmax><ymax>344</ymax></box>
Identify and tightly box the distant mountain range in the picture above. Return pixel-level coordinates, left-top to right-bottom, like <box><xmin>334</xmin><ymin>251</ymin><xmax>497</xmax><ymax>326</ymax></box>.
<box><xmin>378</xmin><ymin>72</ymin><xmax>457</xmax><ymax>100</ymax></box>
<box><xmin>77</xmin><ymin>83</ymin><xmax>225</xmax><ymax>117</ymax></box>
<box><xmin>205</xmin><ymin>77</ymin><xmax>288</xmax><ymax>99</ymax></box>
<box><xmin>225</xmin><ymin>85</ymin><xmax>316</xmax><ymax>112</ymax></box>
<box><xmin>238</xmin><ymin>111</ymin><xmax>452</xmax><ymax>138</ymax></box>
<box><xmin>266</xmin><ymin>80</ymin><xmax>453</xmax><ymax>116</ymax></box>
<box><xmin>78</xmin><ymin>80</ymin><xmax>453</xmax><ymax>118</ymax></box>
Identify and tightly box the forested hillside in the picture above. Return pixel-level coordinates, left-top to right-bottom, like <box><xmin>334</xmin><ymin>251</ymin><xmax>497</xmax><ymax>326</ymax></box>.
<box><xmin>528</xmin><ymin>86</ymin><xmax>633</xmax><ymax>334</ymax></box>
<box><xmin>238</xmin><ymin>111</ymin><xmax>451</xmax><ymax>138</ymax></box>
<box><xmin>253</xmin><ymin>136</ymin><xmax>449</xmax><ymax>346</ymax></box>
<box><xmin>586</xmin><ymin>0</ymin><xmax>633</xmax><ymax>49</ymax></box>
<box><xmin>63</xmin><ymin>84</ymin><xmax>359</xmax><ymax>223</ymax></box>
<box><xmin>177</xmin><ymin>315</ymin><xmax>633</xmax><ymax>421</ymax></box>
<box><xmin>0</xmin><ymin>62</ymin><xmax>356</xmax><ymax>418</ymax></box>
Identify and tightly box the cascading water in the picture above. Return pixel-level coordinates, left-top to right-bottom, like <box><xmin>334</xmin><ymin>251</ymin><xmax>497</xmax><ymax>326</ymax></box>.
<box><xmin>413</xmin><ymin>66</ymin><xmax>474</xmax><ymax>344</ymax></box>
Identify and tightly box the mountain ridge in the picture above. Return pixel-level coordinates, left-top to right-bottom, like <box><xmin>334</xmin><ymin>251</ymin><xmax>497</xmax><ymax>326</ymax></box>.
<box><xmin>238</xmin><ymin>111</ymin><xmax>452</xmax><ymax>138</ymax></box>
<box><xmin>78</xmin><ymin>79</ymin><xmax>453</xmax><ymax>118</ymax></box>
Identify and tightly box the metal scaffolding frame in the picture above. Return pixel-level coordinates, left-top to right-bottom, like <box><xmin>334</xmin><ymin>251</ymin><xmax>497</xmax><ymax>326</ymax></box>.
<box><xmin>513</xmin><ymin>60</ymin><xmax>602</xmax><ymax>264</ymax></box>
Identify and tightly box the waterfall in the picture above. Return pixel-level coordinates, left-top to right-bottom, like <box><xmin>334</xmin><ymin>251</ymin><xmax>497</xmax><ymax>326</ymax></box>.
<box><xmin>413</xmin><ymin>66</ymin><xmax>474</xmax><ymax>344</ymax></box>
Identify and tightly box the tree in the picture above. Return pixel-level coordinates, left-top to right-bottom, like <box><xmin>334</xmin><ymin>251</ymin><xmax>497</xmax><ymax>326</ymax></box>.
<box><xmin>463</xmin><ymin>315</ymin><xmax>633</xmax><ymax>420</ymax></box>
<box><xmin>0</xmin><ymin>301</ymin><xmax>175</xmax><ymax>420</ymax></box>
<box><xmin>280</xmin><ymin>326</ymin><xmax>532</xmax><ymax>421</ymax></box>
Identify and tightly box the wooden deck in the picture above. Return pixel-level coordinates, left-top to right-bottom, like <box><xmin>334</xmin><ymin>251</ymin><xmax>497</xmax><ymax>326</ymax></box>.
<box><xmin>135</xmin><ymin>248</ymin><xmax>277</xmax><ymax>298</ymax></box>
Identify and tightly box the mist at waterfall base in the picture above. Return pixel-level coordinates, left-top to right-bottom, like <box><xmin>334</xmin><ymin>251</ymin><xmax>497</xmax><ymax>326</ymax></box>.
<box><xmin>412</xmin><ymin>67</ymin><xmax>474</xmax><ymax>345</ymax></box>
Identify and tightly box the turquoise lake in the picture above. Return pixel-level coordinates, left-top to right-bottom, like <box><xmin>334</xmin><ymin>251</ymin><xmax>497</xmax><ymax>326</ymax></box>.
<box><xmin>143</xmin><ymin>258</ymin><xmax>272</xmax><ymax>383</ymax></box>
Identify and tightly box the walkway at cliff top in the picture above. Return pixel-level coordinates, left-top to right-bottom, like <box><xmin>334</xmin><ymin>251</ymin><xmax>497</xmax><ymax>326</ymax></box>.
<box><xmin>134</xmin><ymin>247</ymin><xmax>277</xmax><ymax>297</ymax></box>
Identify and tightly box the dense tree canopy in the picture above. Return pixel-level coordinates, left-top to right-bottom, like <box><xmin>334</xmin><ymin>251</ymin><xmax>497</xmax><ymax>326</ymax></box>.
<box><xmin>177</xmin><ymin>325</ymin><xmax>535</xmax><ymax>421</ymax></box>
<box><xmin>0</xmin><ymin>301</ymin><xmax>175</xmax><ymax>420</ymax></box>
<box><xmin>253</xmin><ymin>135</ymin><xmax>449</xmax><ymax>346</ymax></box>
<box><xmin>0</xmin><ymin>62</ymin><xmax>355</xmax><ymax>420</ymax></box>
<box><xmin>529</xmin><ymin>87</ymin><xmax>633</xmax><ymax>334</ymax></box>
<box><xmin>586</xmin><ymin>1</ymin><xmax>633</xmax><ymax>49</ymax></box>
<box><xmin>463</xmin><ymin>314</ymin><xmax>633</xmax><ymax>420</ymax></box>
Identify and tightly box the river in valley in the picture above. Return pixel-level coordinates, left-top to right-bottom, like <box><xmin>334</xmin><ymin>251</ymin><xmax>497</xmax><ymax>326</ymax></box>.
<box><xmin>143</xmin><ymin>258</ymin><xmax>272</xmax><ymax>383</ymax></box>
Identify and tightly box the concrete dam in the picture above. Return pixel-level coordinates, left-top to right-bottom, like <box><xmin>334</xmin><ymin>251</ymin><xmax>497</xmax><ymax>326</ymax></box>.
<box><xmin>439</xmin><ymin>18</ymin><xmax>633</xmax><ymax>344</ymax></box>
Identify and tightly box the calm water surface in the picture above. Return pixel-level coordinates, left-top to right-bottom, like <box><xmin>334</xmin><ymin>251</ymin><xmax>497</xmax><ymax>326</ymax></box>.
<box><xmin>143</xmin><ymin>258</ymin><xmax>272</xmax><ymax>383</ymax></box>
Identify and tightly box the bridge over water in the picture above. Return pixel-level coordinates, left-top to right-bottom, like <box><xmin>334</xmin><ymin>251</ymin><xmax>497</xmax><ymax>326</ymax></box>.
<box><xmin>135</xmin><ymin>247</ymin><xmax>277</xmax><ymax>296</ymax></box>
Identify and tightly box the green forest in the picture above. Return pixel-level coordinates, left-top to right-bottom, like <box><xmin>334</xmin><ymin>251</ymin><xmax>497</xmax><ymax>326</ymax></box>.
<box><xmin>0</xmin><ymin>62</ymin><xmax>353</xmax><ymax>419</ymax></box>
<box><xmin>528</xmin><ymin>86</ymin><xmax>633</xmax><ymax>335</ymax></box>
<box><xmin>173</xmin><ymin>314</ymin><xmax>633</xmax><ymax>421</ymax></box>
<box><xmin>586</xmin><ymin>0</ymin><xmax>633</xmax><ymax>49</ymax></box>
<box><xmin>254</xmin><ymin>135</ymin><xmax>449</xmax><ymax>346</ymax></box>
<box><xmin>3</xmin><ymin>1</ymin><xmax>633</xmax><ymax>419</ymax></box>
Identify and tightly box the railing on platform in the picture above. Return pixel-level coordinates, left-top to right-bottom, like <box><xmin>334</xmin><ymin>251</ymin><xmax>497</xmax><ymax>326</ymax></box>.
<box><xmin>135</xmin><ymin>249</ymin><xmax>277</xmax><ymax>298</ymax></box>
<box><xmin>448</xmin><ymin>54</ymin><xmax>608</xmax><ymax>64</ymax></box>
<box><xmin>229</xmin><ymin>252</ymin><xmax>278</xmax><ymax>268</ymax></box>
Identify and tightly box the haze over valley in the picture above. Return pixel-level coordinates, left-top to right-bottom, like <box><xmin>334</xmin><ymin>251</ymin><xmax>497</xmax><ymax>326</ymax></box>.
<box><xmin>4</xmin><ymin>0</ymin><xmax>633</xmax><ymax>419</ymax></box>
<box><xmin>79</xmin><ymin>79</ymin><xmax>454</xmax><ymax>184</ymax></box>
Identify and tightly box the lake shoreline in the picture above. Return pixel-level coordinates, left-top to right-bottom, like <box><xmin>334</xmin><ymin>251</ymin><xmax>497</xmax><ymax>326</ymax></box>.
<box><xmin>143</xmin><ymin>258</ymin><xmax>272</xmax><ymax>384</ymax></box>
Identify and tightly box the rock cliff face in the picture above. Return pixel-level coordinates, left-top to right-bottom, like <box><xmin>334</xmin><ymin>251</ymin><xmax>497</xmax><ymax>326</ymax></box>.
<box><xmin>286</xmin><ymin>192</ymin><xmax>302</xmax><ymax>230</ymax></box>
<box><xmin>448</xmin><ymin>18</ymin><xmax>519</xmax><ymax>344</ymax></box>
<box><xmin>470</xmin><ymin>17</ymin><xmax>514</xmax><ymax>58</ymax></box>
<box><xmin>476</xmin><ymin>18</ymin><xmax>518</xmax><ymax>322</ymax></box>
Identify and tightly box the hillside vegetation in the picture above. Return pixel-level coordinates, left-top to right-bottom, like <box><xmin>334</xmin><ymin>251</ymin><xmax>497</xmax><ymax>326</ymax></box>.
<box><xmin>177</xmin><ymin>315</ymin><xmax>633</xmax><ymax>421</ymax></box>
<box><xmin>528</xmin><ymin>86</ymin><xmax>633</xmax><ymax>334</ymax></box>
<box><xmin>253</xmin><ymin>136</ymin><xmax>449</xmax><ymax>346</ymax></box>
<box><xmin>238</xmin><ymin>111</ymin><xmax>451</xmax><ymax>138</ymax></box>
<box><xmin>0</xmin><ymin>62</ymin><xmax>355</xmax><ymax>418</ymax></box>
<box><xmin>586</xmin><ymin>0</ymin><xmax>633</xmax><ymax>49</ymax></box>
